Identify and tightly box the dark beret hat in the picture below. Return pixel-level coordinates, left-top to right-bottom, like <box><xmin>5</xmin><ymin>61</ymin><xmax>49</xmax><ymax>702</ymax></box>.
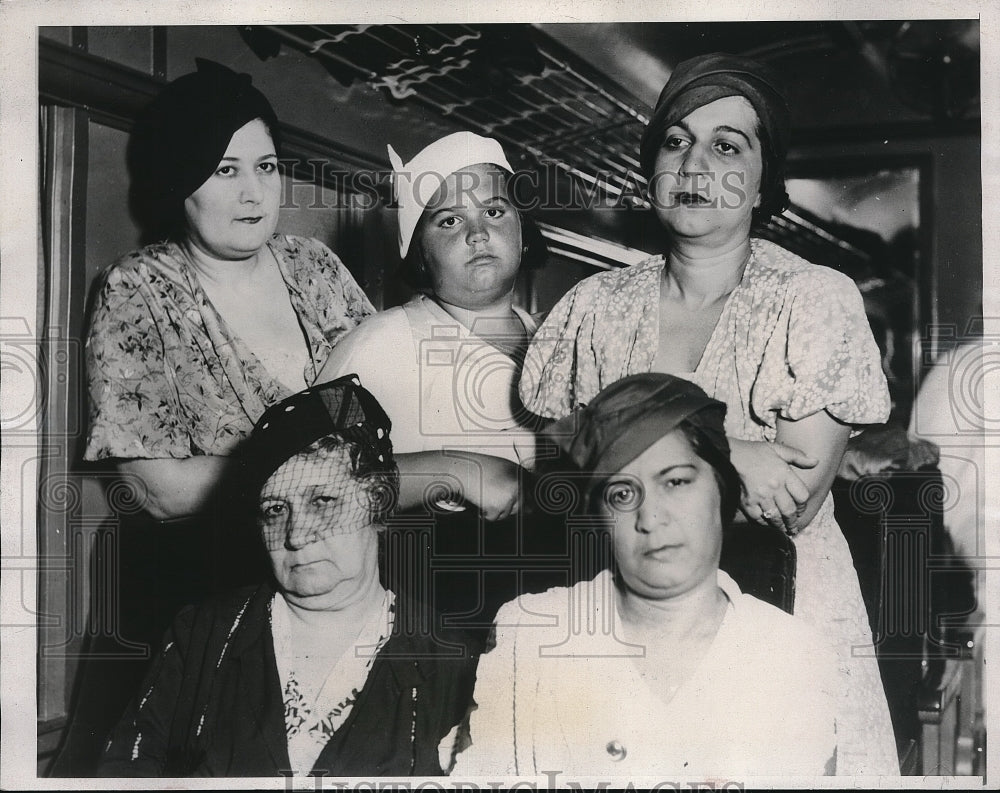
<box><xmin>127</xmin><ymin>58</ymin><xmax>281</xmax><ymax>239</ymax></box>
<box><xmin>543</xmin><ymin>373</ymin><xmax>730</xmax><ymax>490</ymax></box>
<box><xmin>639</xmin><ymin>52</ymin><xmax>790</xmax><ymax>178</ymax></box>
<box><xmin>637</xmin><ymin>52</ymin><xmax>792</xmax><ymax>225</ymax></box>
<box><xmin>241</xmin><ymin>375</ymin><xmax>394</xmax><ymax>496</ymax></box>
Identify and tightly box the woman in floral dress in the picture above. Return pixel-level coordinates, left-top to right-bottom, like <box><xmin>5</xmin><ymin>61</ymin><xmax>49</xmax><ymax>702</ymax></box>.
<box><xmin>519</xmin><ymin>53</ymin><xmax>898</xmax><ymax>776</ymax></box>
<box><xmin>59</xmin><ymin>61</ymin><xmax>375</xmax><ymax>776</ymax></box>
<box><xmin>85</xmin><ymin>60</ymin><xmax>374</xmax><ymax>522</ymax></box>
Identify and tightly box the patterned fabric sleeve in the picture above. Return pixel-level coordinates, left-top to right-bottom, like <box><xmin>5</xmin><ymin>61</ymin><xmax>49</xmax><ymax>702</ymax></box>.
<box><xmin>519</xmin><ymin>279</ymin><xmax>599</xmax><ymax>420</ymax></box>
<box><xmin>84</xmin><ymin>265</ymin><xmax>191</xmax><ymax>461</ymax></box>
<box><xmin>751</xmin><ymin>267</ymin><xmax>890</xmax><ymax>427</ymax></box>
<box><xmin>293</xmin><ymin>236</ymin><xmax>376</xmax><ymax>348</ymax></box>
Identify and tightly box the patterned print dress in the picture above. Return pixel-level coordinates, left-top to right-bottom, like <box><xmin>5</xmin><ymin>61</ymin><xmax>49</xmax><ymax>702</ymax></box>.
<box><xmin>271</xmin><ymin>591</ymin><xmax>396</xmax><ymax>776</ymax></box>
<box><xmin>84</xmin><ymin>234</ymin><xmax>375</xmax><ymax>461</ymax></box>
<box><xmin>520</xmin><ymin>238</ymin><xmax>899</xmax><ymax>776</ymax></box>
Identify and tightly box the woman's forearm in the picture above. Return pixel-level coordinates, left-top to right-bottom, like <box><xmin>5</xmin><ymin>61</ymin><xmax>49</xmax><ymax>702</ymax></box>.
<box><xmin>774</xmin><ymin>412</ymin><xmax>851</xmax><ymax>530</ymax></box>
<box><xmin>395</xmin><ymin>450</ymin><xmax>523</xmax><ymax>521</ymax></box>
<box><xmin>728</xmin><ymin>413</ymin><xmax>851</xmax><ymax>533</ymax></box>
<box><xmin>395</xmin><ymin>451</ymin><xmax>465</xmax><ymax>511</ymax></box>
<box><xmin>117</xmin><ymin>456</ymin><xmax>233</xmax><ymax>521</ymax></box>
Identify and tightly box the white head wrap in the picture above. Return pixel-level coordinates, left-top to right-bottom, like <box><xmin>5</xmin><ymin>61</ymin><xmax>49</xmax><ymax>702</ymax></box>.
<box><xmin>387</xmin><ymin>131</ymin><xmax>514</xmax><ymax>258</ymax></box>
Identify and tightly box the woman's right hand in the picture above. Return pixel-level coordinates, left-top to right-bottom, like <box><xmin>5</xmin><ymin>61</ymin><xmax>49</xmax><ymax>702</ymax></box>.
<box><xmin>396</xmin><ymin>450</ymin><xmax>524</xmax><ymax>521</ymax></box>
<box><xmin>448</xmin><ymin>452</ymin><xmax>524</xmax><ymax>521</ymax></box>
<box><xmin>728</xmin><ymin>438</ymin><xmax>818</xmax><ymax>531</ymax></box>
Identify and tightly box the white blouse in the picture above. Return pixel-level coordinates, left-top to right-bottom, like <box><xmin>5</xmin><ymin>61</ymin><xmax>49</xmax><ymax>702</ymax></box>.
<box><xmin>453</xmin><ymin>570</ymin><xmax>839</xmax><ymax>780</ymax></box>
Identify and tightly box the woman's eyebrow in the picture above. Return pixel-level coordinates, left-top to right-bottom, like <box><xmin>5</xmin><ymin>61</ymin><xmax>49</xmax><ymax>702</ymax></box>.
<box><xmin>714</xmin><ymin>125</ymin><xmax>753</xmax><ymax>145</ymax></box>
<box><xmin>655</xmin><ymin>463</ymin><xmax>697</xmax><ymax>477</ymax></box>
<box><xmin>667</xmin><ymin>120</ymin><xmax>753</xmax><ymax>146</ymax></box>
<box><xmin>218</xmin><ymin>153</ymin><xmax>277</xmax><ymax>163</ymax></box>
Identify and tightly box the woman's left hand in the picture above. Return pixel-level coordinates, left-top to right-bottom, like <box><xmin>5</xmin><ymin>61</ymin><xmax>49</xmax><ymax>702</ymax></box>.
<box><xmin>729</xmin><ymin>438</ymin><xmax>818</xmax><ymax>531</ymax></box>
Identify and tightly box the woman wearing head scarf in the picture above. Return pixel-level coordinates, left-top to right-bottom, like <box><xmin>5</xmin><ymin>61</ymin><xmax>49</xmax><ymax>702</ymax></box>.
<box><xmin>453</xmin><ymin>374</ymin><xmax>839</xmax><ymax>778</ymax></box>
<box><xmin>85</xmin><ymin>59</ymin><xmax>375</xmax><ymax>523</ymax></box>
<box><xmin>99</xmin><ymin>376</ymin><xmax>477</xmax><ymax>777</ymax></box>
<box><xmin>315</xmin><ymin>132</ymin><xmax>549</xmax><ymax>646</ymax></box>
<box><xmin>518</xmin><ymin>54</ymin><xmax>897</xmax><ymax>774</ymax></box>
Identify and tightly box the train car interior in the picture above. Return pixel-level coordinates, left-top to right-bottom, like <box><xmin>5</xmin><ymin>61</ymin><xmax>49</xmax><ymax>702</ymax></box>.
<box><xmin>32</xmin><ymin>20</ymin><xmax>986</xmax><ymax>778</ymax></box>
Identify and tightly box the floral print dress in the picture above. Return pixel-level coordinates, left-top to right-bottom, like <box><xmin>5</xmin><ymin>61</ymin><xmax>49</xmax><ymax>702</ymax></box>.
<box><xmin>84</xmin><ymin>234</ymin><xmax>375</xmax><ymax>461</ymax></box>
<box><xmin>520</xmin><ymin>238</ymin><xmax>899</xmax><ymax>776</ymax></box>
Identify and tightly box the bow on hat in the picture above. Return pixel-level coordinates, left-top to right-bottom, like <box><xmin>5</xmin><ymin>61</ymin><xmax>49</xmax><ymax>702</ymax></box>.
<box><xmin>242</xmin><ymin>374</ymin><xmax>394</xmax><ymax>497</ymax></box>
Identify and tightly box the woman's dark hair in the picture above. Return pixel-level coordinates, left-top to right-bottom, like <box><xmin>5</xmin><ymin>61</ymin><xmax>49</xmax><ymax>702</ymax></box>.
<box><xmin>748</xmin><ymin>117</ymin><xmax>789</xmax><ymax>230</ymax></box>
<box><xmin>126</xmin><ymin>59</ymin><xmax>281</xmax><ymax>245</ymax></box>
<box><xmin>399</xmin><ymin>178</ymin><xmax>547</xmax><ymax>291</ymax></box>
<box><xmin>678</xmin><ymin>422</ymin><xmax>743</xmax><ymax>529</ymax></box>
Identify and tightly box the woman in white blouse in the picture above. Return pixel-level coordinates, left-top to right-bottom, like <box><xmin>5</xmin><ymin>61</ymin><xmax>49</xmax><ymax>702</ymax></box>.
<box><xmin>453</xmin><ymin>373</ymin><xmax>840</xmax><ymax>779</ymax></box>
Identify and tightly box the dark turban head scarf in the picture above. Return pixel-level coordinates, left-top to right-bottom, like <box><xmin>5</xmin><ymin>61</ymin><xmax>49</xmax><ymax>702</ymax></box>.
<box><xmin>240</xmin><ymin>374</ymin><xmax>396</xmax><ymax>511</ymax></box>
<box><xmin>127</xmin><ymin>58</ymin><xmax>281</xmax><ymax>243</ymax></box>
<box><xmin>639</xmin><ymin>52</ymin><xmax>791</xmax><ymax>226</ymax></box>
<box><xmin>544</xmin><ymin>373</ymin><xmax>741</xmax><ymax>525</ymax></box>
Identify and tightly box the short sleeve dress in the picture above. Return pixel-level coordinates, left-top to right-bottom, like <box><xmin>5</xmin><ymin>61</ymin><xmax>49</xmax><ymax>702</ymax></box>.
<box><xmin>59</xmin><ymin>235</ymin><xmax>376</xmax><ymax>776</ymax></box>
<box><xmin>519</xmin><ymin>238</ymin><xmax>899</xmax><ymax>776</ymax></box>
<box><xmin>84</xmin><ymin>233</ymin><xmax>375</xmax><ymax>462</ymax></box>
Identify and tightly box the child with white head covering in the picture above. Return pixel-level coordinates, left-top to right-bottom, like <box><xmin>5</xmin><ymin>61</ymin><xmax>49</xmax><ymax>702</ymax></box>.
<box><xmin>315</xmin><ymin>131</ymin><xmax>548</xmax><ymax>650</ymax></box>
<box><xmin>317</xmin><ymin>130</ymin><xmax>543</xmax><ymax>466</ymax></box>
<box><xmin>388</xmin><ymin>130</ymin><xmax>515</xmax><ymax>259</ymax></box>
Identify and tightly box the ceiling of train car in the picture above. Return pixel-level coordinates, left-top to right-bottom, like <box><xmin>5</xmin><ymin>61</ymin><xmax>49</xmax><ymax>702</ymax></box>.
<box><xmin>237</xmin><ymin>20</ymin><xmax>979</xmax><ymax>273</ymax></box>
<box><xmin>241</xmin><ymin>20</ymin><xmax>979</xmax><ymax>201</ymax></box>
<box><xmin>241</xmin><ymin>23</ymin><xmax>654</xmax><ymax>207</ymax></box>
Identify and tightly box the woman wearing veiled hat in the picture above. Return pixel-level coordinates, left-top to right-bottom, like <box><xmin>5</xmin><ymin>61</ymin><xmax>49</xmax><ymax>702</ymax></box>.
<box><xmin>518</xmin><ymin>54</ymin><xmax>897</xmax><ymax>774</ymax></box>
<box><xmin>453</xmin><ymin>374</ymin><xmax>840</xmax><ymax>778</ymax></box>
<box><xmin>99</xmin><ymin>376</ymin><xmax>477</xmax><ymax>777</ymax></box>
